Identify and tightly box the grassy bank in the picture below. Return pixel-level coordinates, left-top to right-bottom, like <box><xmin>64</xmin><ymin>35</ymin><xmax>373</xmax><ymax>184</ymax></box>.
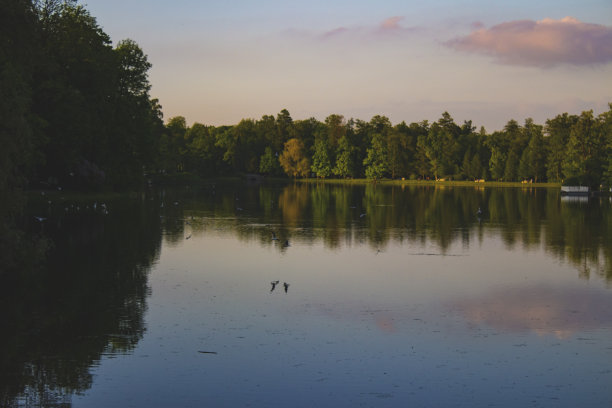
<box><xmin>298</xmin><ymin>178</ymin><xmax>562</xmax><ymax>188</ymax></box>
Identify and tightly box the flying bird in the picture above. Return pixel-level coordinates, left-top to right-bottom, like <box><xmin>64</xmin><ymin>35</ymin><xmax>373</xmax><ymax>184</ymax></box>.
<box><xmin>270</xmin><ymin>280</ymin><xmax>279</xmax><ymax>292</ymax></box>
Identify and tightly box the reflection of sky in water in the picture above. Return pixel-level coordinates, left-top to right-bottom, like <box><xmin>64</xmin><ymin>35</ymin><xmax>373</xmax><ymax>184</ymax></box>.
<box><xmin>451</xmin><ymin>285</ymin><xmax>612</xmax><ymax>339</ymax></box>
<box><xmin>77</xmin><ymin>224</ymin><xmax>612</xmax><ymax>408</ymax></box>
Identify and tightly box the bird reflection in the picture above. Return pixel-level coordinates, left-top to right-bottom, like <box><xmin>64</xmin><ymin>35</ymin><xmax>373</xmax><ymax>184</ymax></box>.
<box><xmin>283</xmin><ymin>240</ymin><xmax>290</xmax><ymax>247</ymax></box>
<box><xmin>270</xmin><ymin>280</ymin><xmax>279</xmax><ymax>292</ymax></box>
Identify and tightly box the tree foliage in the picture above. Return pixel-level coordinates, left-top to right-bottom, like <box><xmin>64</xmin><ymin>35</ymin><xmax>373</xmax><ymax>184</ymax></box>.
<box><xmin>562</xmin><ymin>110</ymin><xmax>606</xmax><ymax>186</ymax></box>
<box><xmin>363</xmin><ymin>133</ymin><xmax>388</xmax><ymax>180</ymax></box>
<box><xmin>279</xmin><ymin>138</ymin><xmax>310</xmax><ymax>178</ymax></box>
<box><xmin>155</xmin><ymin>105</ymin><xmax>610</xmax><ymax>186</ymax></box>
<box><xmin>311</xmin><ymin>135</ymin><xmax>333</xmax><ymax>178</ymax></box>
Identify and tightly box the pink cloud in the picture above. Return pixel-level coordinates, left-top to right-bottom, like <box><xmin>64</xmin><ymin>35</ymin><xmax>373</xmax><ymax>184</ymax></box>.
<box><xmin>381</xmin><ymin>16</ymin><xmax>404</xmax><ymax>30</ymax></box>
<box><xmin>446</xmin><ymin>17</ymin><xmax>612</xmax><ymax>67</ymax></box>
<box><xmin>319</xmin><ymin>16</ymin><xmax>420</xmax><ymax>41</ymax></box>
<box><xmin>450</xmin><ymin>285</ymin><xmax>612</xmax><ymax>338</ymax></box>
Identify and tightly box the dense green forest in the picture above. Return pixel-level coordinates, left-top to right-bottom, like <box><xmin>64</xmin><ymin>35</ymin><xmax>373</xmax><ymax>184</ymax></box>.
<box><xmin>165</xmin><ymin>108</ymin><xmax>612</xmax><ymax>186</ymax></box>
<box><xmin>2</xmin><ymin>1</ymin><xmax>612</xmax><ymax>269</ymax></box>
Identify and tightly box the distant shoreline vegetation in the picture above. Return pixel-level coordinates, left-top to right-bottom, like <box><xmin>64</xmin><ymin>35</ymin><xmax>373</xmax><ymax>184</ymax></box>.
<box><xmin>298</xmin><ymin>178</ymin><xmax>562</xmax><ymax>188</ymax></box>
<box><xmin>161</xmin><ymin>107</ymin><xmax>612</xmax><ymax>190</ymax></box>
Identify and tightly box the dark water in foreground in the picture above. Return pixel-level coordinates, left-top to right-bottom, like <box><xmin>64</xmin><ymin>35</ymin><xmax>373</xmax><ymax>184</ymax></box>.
<box><xmin>2</xmin><ymin>183</ymin><xmax>611</xmax><ymax>407</ymax></box>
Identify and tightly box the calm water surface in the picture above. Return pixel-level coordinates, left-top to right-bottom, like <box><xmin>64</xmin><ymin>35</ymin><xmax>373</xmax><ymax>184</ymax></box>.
<box><xmin>2</xmin><ymin>183</ymin><xmax>611</xmax><ymax>407</ymax></box>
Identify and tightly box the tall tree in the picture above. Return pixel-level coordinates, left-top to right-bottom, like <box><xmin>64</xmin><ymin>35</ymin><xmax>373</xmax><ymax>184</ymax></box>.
<box><xmin>324</xmin><ymin>114</ymin><xmax>346</xmax><ymax>152</ymax></box>
<box><xmin>279</xmin><ymin>138</ymin><xmax>310</xmax><ymax>178</ymax></box>
<box><xmin>109</xmin><ymin>38</ymin><xmax>162</xmax><ymax>186</ymax></box>
<box><xmin>352</xmin><ymin>119</ymin><xmax>372</xmax><ymax>178</ymax></box>
<box><xmin>363</xmin><ymin>133</ymin><xmax>388</xmax><ymax>180</ymax></box>
<box><xmin>386</xmin><ymin>122</ymin><xmax>412</xmax><ymax>179</ymax></box>
<box><xmin>413</xmin><ymin>121</ymin><xmax>431</xmax><ymax>179</ymax></box>
<box><xmin>518</xmin><ymin>119</ymin><xmax>545</xmax><ymax>182</ymax></box>
<box><xmin>34</xmin><ymin>0</ymin><xmax>117</xmax><ymax>187</ymax></box>
<box><xmin>503</xmin><ymin>149</ymin><xmax>519</xmax><ymax>181</ymax></box>
<box><xmin>311</xmin><ymin>135</ymin><xmax>332</xmax><ymax>178</ymax></box>
<box><xmin>563</xmin><ymin>110</ymin><xmax>606</xmax><ymax>186</ymax></box>
<box><xmin>545</xmin><ymin>113</ymin><xmax>578</xmax><ymax>182</ymax></box>
<box><xmin>333</xmin><ymin>134</ymin><xmax>358</xmax><ymax>178</ymax></box>
<box><xmin>486</xmin><ymin>131</ymin><xmax>508</xmax><ymax>180</ymax></box>
<box><xmin>275</xmin><ymin>109</ymin><xmax>293</xmax><ymax>150</ymax></box>
<box><xmin>422</xmin><ymin>113</ymin><xmax>460</xmax><ymax>179</ymax></box>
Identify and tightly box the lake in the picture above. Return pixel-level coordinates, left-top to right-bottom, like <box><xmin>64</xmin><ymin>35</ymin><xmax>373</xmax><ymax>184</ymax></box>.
<box><xmin>2</xmin><ymin>182</ymin><xmax>611</xmax><ymax>407</ymax></box>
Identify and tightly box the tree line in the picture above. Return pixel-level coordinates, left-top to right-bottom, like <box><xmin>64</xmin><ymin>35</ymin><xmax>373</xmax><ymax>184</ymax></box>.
<box><xmin>165</xmin><ymin>107</ymin><xmax>612</xmax><ymax>187</ymax></box>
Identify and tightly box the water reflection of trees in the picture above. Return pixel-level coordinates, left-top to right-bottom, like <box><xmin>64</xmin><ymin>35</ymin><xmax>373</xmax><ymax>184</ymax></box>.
<box><xmin>169</xmin><ymin>183</ymin><xmax>611</xmax><ymax>283</ymax></box>
<box><xmin>0</xmin><ymin>194</ymin><xmax>161</xmax><ymax>407</ymax></box>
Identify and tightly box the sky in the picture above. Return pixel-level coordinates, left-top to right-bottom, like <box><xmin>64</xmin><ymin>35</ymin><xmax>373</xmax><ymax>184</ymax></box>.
<box><xmin>83</xmin><ymin>0</ymin><xmax>612</xmax><ymax>131</ymax></box>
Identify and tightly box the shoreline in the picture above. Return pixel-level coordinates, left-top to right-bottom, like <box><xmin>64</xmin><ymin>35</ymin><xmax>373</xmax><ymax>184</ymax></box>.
<box><xmin>297</xmin><ymin>178</ymin><xmax>562</xmax><ymax>188</ymax></box>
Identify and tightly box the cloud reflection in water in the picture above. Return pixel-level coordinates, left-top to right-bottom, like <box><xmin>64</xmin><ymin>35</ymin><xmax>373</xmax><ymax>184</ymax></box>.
<box><xmin>451</xmin><ymin>285</ymin><xmax>612</xmax><ymax>339</ymax></box>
